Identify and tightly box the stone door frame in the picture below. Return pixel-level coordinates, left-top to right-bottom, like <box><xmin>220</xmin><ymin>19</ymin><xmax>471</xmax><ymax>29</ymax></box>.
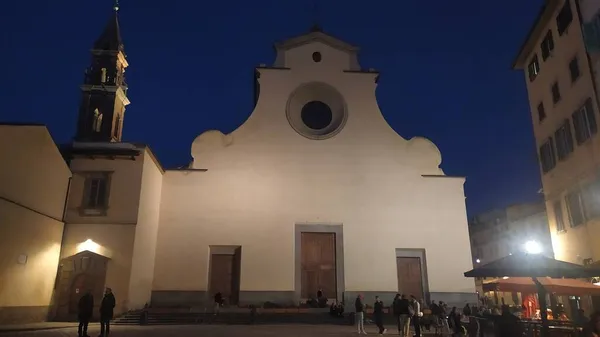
<box><xmin>294</xmin><ymin>223</ymin><xmax>345</xmax><ymax>304</ymax></box>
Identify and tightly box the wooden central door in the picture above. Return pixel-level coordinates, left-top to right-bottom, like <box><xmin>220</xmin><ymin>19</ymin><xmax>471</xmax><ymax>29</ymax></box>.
<box><xmin>301</xmin><ymin>232</ymin><xmax>336</xmax><ymax>299</ymax></box>
<box><xmin>396</xmin><ymin>257</ymin><xmax>424</xmax><ymax>300</ymax></box>
<box><xmin>209</xmin><ymin>252</ymin><xmax>240</xmax><ymax>305</ymax></box>
<box><xmin>68</xmin><ymin>273</ymin><xmax>97</xmax><ymax>314</ymax></box>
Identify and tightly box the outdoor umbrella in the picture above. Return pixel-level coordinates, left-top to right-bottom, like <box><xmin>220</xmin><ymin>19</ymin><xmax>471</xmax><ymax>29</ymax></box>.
<box><xmin>464</xmin><ymin>253</ymin><xmax>600</xmax><ymax>337</ymax></box>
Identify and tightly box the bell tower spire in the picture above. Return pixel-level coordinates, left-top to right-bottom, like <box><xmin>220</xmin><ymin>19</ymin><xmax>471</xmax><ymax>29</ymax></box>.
<box><xmin>74</xmin><ymin>1</ymin><xmax>130</xmax><ymax>142</ymax></box>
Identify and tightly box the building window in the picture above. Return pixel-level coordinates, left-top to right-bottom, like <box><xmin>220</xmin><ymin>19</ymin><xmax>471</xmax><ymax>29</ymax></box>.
<box><xmin>539</xmin><ymin>138</ymin><xmax>556</xmax><ymax>173</ymax></box>
<box><xmin>572</xmin><ymin>98</ymin><xmax>597</xmax><ymax>144</ymax></box>
<box><xmin>566</xmin><ymin>190</ymin><xmax>586</xmax><ymax>227</ymax></box>
<box><xmin>554</xmin><ymin>119</ymin><xmax>574</xmax><ymax>160</ymax></box>
<box><xmin>528</xmin><ymin>55</ymin><xmax>540</xmax><ymax>81</ymax></box>
<box><xmin>551</xmin><ymin>82</ymin><xmax>561</xmax><ymax>104</ymax></box>
<box><xmin>553</xmin><ymin>200</ymin><xmax>566</xmax><ymax>232</ymax></box>
<box><xmin>81</xmin><ymin>172</ymin><xmax>111</xmax><ymax>216</ymax></box>
<box><xmin>569</xmin><ymin>57</ymin><xmax>580</xmax><ymax>82</ymax></box>
<box><xmin>92</xmin><ymin>109</ymin><xmax>103</xmax><ymax>133</ymax></box>
<box><xmin>582</xmin><ymin>178</ymin><xmax>600</xmax><ymax>219</ymax></box>
<box><xmin>556</xmin><ymin>0</ymin><xmax>573</xmax><ymax>36</ymax></box>
<box><xmin>101</xmin><ymin>68</ymin><xmax>107</xmax><ymax>83</ymax></box>
<box><xmin>538</xmin><ymin>102</ymin><xmax>546</xmax><ymax>122</ymax></box>
<box><xmin>541</xmin><ymin>30</ymin><xmax>555</xmax><ymax>61</ymax></box>
<box><xmin>113</xmin><ymin>114</ymin><xmax>121</xmax><ymax>139</ymax></box>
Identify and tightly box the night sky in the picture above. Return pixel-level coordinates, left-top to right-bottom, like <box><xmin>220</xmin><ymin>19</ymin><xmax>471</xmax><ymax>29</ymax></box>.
<box><xmin>0</xmin><ymin>0</ymin><xmax>545</xmax><ymax>217</ymax></box>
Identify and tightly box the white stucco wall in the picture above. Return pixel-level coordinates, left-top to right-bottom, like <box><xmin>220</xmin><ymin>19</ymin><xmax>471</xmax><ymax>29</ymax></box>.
<box><xmin>0</xmin><ymin>125</ymin><xmax>71</xmax><ymax>323</ymax></box>
<box><xmin>153</xmin><ymin>37</ymin><xmax>475</xmax><ymax>298</ymax></box>
<box><xmin>0</xmin><ymin>199</ymin><xmax>63</xmax><ymax>308</ymax></box>
<box><xmin>127</xmin><ymin>149</ymin><xmax>163</xmax><ymax>309</ymax></box>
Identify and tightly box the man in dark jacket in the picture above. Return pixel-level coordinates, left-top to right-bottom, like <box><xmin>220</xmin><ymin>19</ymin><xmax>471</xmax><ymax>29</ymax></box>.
<box><xmin>393</xmin><ymin>294</ymin><xmax>411</xmax><ymax>337</ymax></box>
<box><xmin>78</xmin><ymin>290</ymin><xmax>94</xmax><ymax>337</ymax></box>
<box><xmin>373</xmin><ymin>296</ymin><xmax>387</xmax><ymax>335</ymax></box>
<box><xmin>99</xmin><ymin>287</ymin><xmax>116</xmax><ymax>337</ymax></box>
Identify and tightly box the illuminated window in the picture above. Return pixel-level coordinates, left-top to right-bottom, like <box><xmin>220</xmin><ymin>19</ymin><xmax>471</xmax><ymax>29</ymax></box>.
<box><xmin>528</xmin><ymin>55</ymin><xmax>540</xmax><ymax>81</ymax></box>
<box><xmin>101</xmin><ymin>68</ymin><xmax>107</xmax><ymax>83</ymax></box>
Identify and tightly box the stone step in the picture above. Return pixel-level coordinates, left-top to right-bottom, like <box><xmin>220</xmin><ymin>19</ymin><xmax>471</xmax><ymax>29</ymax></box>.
<box><xmin>112</xmin><ymin>311</ymin><xmax>406</xmax><ymax>326</ymax></box>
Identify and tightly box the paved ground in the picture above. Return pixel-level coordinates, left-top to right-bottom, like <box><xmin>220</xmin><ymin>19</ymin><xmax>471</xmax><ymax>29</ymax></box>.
<box><xmin>3</xmin><ymin>324</ymin><xmax>430</xmax><ymax>337</ymax></box>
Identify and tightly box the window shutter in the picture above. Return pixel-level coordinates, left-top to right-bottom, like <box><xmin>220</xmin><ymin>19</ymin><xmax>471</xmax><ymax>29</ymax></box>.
<box><xmin>586</xmin><ymin>98</ymin><xmax>598</xmax><ymax>135</ymax></box>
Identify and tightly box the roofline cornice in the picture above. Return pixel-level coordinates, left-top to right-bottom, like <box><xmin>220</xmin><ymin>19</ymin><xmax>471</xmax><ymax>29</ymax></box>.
<box><xmin>512</xmin><ymin>1</ymin><xmax>561</xmax><ymax>70</ymax></box>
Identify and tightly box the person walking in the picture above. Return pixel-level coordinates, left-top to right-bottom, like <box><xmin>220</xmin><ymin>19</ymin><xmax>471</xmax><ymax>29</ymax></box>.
<box><xmin>410</xmin><ymin>295</ymin><xmax>422</xmax><ymax>337</ymax></box>
<box><xmin>77</xmin><ymin>290</ymin><xmax>94</xmax><ymax>337</ymax></box>
<box><xmin>99</xmin><ymin>287</ymin><xmax>116</xmax><ymax>337</ymax></box>
<box><xmin>373</xmin><ymin>296</ymin><xmax>387</xmax><ymax>335</ymax></box>
<box><xmin>355</xmin><ymin>294</ymin><xmax>367</xmax><ymax>334</ymax></box>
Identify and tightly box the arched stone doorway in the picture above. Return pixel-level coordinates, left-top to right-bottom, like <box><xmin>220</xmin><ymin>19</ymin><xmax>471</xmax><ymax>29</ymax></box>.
<box><xmin>51</xmin><ymin>251</ymin><xmax>109</xmax><ymax>321</ymax></box>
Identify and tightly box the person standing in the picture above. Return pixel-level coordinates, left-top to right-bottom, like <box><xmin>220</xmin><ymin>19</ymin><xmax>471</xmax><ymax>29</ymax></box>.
<box><xmin>77</xmin><ymin>290</ymin><xmax>94</xmax><ymax>337</ymax></box>
<box><xmin>395</xmin><ymin>294</ymin><xmax>412</xmax><ymax>337</ymax></box>
<box><xmin>355</xmin><ymin>294</ymin><xmax>367</xmax><ymax>334</ymax></box>
<box><xmin>99</xmin><ymin>287</ymin><xmax>116</xmax><ymax>337</ymax></box>
<box><xmin>392</xmin><ymin>294</ymin><xmax>402</xmax><ymax>334</ymax></box>
<box><xmin>410</xmin><ymin>295</ymin><xmax>421</xmax><ymax>337</ymax></box>
<box><xmin>373</xmin><ymin>296</ymin><xmax>387</xmax><ymax>335</ymax></box>
<box><xmin>214</xmin><ymin>292</ymin><xmax>224</xmax><ymax>315</ymax></box>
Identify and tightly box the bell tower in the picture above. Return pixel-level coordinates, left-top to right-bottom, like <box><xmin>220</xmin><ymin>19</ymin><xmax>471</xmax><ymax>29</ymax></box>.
<box><xmin>75</xmin><ymin>1</ymin><xmax>130</xmax><ymax>142</ymax></box>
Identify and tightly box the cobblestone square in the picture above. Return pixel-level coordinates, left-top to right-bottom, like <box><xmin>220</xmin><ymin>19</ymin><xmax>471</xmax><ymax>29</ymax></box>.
<box><xmin>7</xmin><ymin>324</ymin><xmax>402</xmax><ymax>337</ymax></box>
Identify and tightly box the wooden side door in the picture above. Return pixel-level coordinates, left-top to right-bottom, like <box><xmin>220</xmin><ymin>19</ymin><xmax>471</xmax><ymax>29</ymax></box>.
<box><xmin>301</xmin><ymin>232</ymin><xmax>336</xmax><ymax>299</ymax></box>
<box><xmin>209</xmin><ymin>254</ymin><xmax>235</xmax><ymax>304</ymax></box>
<box><xmin>396</xmin><ymin>257</ymin><xmax>424</xmax><ymax>300</ymax></box>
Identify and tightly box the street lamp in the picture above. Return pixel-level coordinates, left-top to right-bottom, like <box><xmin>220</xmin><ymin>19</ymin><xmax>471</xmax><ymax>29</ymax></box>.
<box><xmin>524</xmin><ymin>240</ymin><xmax>542</xmax><ymax>254</ymax></box>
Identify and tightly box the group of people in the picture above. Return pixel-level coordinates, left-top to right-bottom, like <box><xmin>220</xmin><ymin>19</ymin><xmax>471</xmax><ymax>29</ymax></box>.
<box><xmin>77</xmin><ymin>287</ymin><xmax>116</xmax><ymax>337</ymax></box>
<box><xmin>354</xmin><ymin>293</ymin><xmax>423</xmax><ymax>336</ymax></box>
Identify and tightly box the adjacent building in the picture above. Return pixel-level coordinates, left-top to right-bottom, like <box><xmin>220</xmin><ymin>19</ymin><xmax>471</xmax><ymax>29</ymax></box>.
<box><xmin>0</xmin><ymin>124</ymin><xmax>72</xmax><ymax>324</ymax></box>
<box><xmin>468</xmin><ymin>203</ymin><xmax>553</xmax><ymax>293</ymax></box>
<box><xmin>1</xmin><ymin>6</ymin><xmax>478</xmax><ymax>323</ymax></box>
<box><xmin>513</xmin><ymin>0</ymin><xmax>600</xmax><ymax>265</ymax></box>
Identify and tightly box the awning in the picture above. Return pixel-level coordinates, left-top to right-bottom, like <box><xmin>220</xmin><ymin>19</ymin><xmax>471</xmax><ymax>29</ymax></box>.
<box><xmin>482</xmin><ymin>277</ymin><xmax>600</xmax><ymax>296</ymax></box>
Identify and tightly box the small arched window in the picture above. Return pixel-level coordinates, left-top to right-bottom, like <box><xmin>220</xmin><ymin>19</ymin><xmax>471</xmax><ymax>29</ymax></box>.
<box><xmin>101</xmin><ymin>68</ymin><xmax>107</xmax><ymax>83</ymax></box>
<box><xmin>92</xmin><ymin>109</ymin><xmax>103</xmax><ymax>133</ymax></box>
<box><xmin>114</xmin><ymin>115</ymin><xmax>121</xmax><ymax>139</ymax></box>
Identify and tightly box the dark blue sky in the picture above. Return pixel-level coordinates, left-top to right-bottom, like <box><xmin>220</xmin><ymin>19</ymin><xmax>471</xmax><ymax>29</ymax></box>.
<box><xmin>1</xmin><ymin>0</ymin><xmax>545</xmax><ymax>217</ymax></box>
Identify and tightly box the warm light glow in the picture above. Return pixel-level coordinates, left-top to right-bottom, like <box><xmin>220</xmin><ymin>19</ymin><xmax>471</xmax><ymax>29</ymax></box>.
<box><xmin>594</xmin><ymin>282</ymin><xmax>600</xmax><ymax>286</ymax></box>
<box><xmin>524</xmin><ymin>240</ymin><xmax>542</xmax><ymax>254</ymax></box>
<box><xmin>476</xmin><ymin>259</ymin><xmax>481</xmax><ymax>264</ymax></box>
<box><xmin>503</xmin><ymin>276</ymin><xmax>509</xmax><ymax>280</ymax></box>
<box><xmin>77</xmin><ymin>239</ymin><xmax>101</xmax><ymax>254</ymax></box>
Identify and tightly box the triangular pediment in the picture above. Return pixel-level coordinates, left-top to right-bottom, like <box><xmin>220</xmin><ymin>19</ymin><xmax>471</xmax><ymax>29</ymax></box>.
<box><xmin>274</xmin><ymin>29</ymin><xmax>358</xmax><ymax>53</ymax></box>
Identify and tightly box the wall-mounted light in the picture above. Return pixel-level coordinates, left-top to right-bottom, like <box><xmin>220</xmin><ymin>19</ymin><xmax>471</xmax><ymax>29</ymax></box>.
<box><xmin>77</xmin><ymin>239</ymin><xmax>101</xmax><ymax>254</ymax></box>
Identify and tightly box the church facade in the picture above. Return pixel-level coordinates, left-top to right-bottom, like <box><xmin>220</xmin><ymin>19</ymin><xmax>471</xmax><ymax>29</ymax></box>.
<box><xmin>1</xmin><ymin>9</ymin><xmax>475</xmax><ymax>323</ymax></box>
